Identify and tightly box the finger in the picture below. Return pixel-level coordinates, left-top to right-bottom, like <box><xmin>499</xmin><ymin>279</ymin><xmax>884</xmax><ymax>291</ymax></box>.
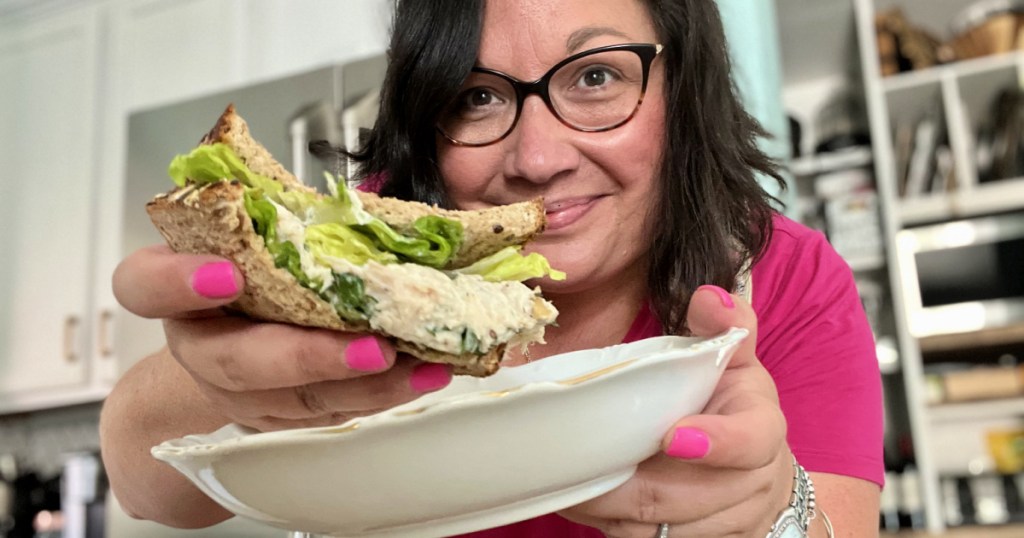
<box><xmin>686</xmin><ymin>285</ymin><xmax>758</xmax><ymax>366</ymax></box>
<box><xmin>201</xmin><ymin>356</ymin><xmax>443</xmax><ymax>420</ymax></box>
<box><xmin>113</xmin><ymin>245</ymin><xmax>243</xmax><ymax>319</ymax></box>
<box><xmin>164</xmin><ymin>317</ymin><xmax>399</xmax><ymax>390</ymax></box>
<box><xmin>661</xmin><ymin>372</ymin><xmax>786</xmax><ymax>469</ymax></box>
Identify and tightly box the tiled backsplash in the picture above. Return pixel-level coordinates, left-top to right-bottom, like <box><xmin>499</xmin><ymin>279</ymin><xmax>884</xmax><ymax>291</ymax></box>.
<box><xmin>0</xmin><ymin>403</ymin><xmax>102</xmax><ymax>477</ymax></box>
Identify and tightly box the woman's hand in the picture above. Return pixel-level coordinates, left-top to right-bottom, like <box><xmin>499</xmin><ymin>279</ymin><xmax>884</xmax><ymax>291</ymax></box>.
<box><xmin>112</xmin><ymin>245</ymin><xmax>452</xmax><ymax>432</ymax></box>
<box><xmin>559</xmin><ymin>285</ymin><xmax>795</xmax><ymax>537</ymax></box>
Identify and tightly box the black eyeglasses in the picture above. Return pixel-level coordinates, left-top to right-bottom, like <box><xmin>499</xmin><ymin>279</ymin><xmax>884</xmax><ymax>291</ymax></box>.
<box><xmin>437</xmin><ymin>43</ymin><xmax>664</xmax><ymax>147</ymax></box>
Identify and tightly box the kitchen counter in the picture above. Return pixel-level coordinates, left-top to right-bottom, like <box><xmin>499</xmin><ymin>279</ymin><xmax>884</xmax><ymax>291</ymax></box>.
<box><xmin>898</xmin><ymin>523</ymin><xmax>1024</xmax><ymax>536</ymax></box>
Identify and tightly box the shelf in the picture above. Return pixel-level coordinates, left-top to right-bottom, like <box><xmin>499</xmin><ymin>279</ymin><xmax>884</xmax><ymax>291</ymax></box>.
<box><xmin>789</xmin><ymin>147</ymin><xmax>873</xmax><ymax>177</ymax></box>
<box><xmin>881</xmin><ymin>51</ymin><xmax>1024</xmax><ymax>93</ymax></box>
<box><xmin>920</xmin><ymin>323</ymin><xmax>1024</xmax><ymax>355</ymax></box>
<box><xmin>928</xmin><ymin>396</ymin><xmax>1024</xmax><ymax>423</ymax></box>
<box><xmin>898</xmin><ymin>178</ymin><xmax>1024</xmax><ymax>226</ymax></box>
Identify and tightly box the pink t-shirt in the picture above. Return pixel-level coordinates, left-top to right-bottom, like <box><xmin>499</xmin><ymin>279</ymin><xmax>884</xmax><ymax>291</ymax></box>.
<box><xmin>456</xmin><ymin>214</ymin><xmax>884</xmax><ymax>537</ymax></box>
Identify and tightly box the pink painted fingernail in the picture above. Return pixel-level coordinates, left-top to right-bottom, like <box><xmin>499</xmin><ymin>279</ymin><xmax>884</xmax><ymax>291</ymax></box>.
<box><xmin>697</xmin><ymin>285</ymin><xmax>735</xmax><ymax>309</ymax></box>
<box><xmin>345</xmin><ymin>336</ymin><xmax>389</xmax><ymax>372</ymax></box>
<box><xmin>666</xmin><ymin>427</ymin><xmax>710</xmax><ymax>459</ymax></box>
<box><xmin>410</xmin><ymin>363</ymin><xmax>452</xmax><ymax>393</ymax></box>
<box><xmin>191</xmin><ymin>262</ymin><xmax>240</xmax><ymax>298</ymax></box>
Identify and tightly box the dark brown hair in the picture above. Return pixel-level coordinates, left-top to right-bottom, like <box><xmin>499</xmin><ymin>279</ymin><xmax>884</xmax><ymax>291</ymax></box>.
<box><xmin>351</xmin><ymin>0</ymin><xmax>785</xmax><ymax>334</ymax></box>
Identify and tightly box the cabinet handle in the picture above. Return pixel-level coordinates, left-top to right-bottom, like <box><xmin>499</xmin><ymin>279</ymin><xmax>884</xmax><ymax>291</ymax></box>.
<box><xmin>64</xmin><ymin>315</ymin><xmax>80</xmax><ymax>363</ymax></box>
<box><xmin>98</xmin><ymin>309</ymin><xmax>114</xmax><ymax>358</ymax></box>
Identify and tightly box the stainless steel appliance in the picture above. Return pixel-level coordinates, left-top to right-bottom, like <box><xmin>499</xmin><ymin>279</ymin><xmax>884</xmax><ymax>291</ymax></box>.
<box><xmin>895</xmin><ymin>211</ymin><xmax>1024</xmax><ymax>338</ymax></box>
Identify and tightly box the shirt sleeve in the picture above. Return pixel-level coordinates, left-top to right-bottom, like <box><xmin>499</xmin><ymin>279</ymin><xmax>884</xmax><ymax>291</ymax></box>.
<box><xmin>752</xmin><ymin>216</ymin><xmax>885</xmax><ymax>487</ymax></box>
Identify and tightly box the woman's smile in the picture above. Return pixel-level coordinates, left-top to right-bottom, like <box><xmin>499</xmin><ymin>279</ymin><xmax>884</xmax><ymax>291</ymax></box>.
<box><xmin>543</xmin><ymin>195</ymin><xmax>606</xmax><ymax>231</ymax></box>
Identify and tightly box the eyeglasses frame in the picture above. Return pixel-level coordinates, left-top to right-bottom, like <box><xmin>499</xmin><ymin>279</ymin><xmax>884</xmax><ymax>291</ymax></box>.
<box><xmin>438</xmin><ymin>42</ymin><xmax>664</xmax><ymax>147</ymax></box>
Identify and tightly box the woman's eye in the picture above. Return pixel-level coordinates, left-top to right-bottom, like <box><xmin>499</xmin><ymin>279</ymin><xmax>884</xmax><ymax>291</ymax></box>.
<box><xmin>468</xmin><ymin>89</ymin><xmax>495</xmax><ymax>107</ymax></box>
<box><xmin>576</xmin><ymin>67</ymin><xmax>617</xmax><ymax>89</ymax></box>
<box><xmin>582</xmin><ymin>69</ymin><xmax>609</xmax><ymax>87</ymax></box>
<box><xmin>459</xmin><ymin>87</ymin><xmax>507</xmax><ymax>111</ymax></box>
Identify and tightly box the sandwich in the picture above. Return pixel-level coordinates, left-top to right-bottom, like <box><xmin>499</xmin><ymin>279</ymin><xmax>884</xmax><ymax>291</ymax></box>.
<box><xmin>147</xmin><ymin>105</ymin><xmax>561</xmax><ymax>376</ymax></box>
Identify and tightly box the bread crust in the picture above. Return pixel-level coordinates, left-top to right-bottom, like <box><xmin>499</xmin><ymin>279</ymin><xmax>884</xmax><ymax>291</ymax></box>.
<box><xmin>147</xmin><ymin>182</ymin><xmax>503</xmax><ymax>376</ymax></box>
<box><xmin>355</xmin><ymin>192</ymin><xmax>546</xmax><ymax>268</ymax></box>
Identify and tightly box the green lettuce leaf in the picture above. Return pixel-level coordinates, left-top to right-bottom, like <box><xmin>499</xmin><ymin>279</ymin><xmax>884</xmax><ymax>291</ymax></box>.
<box><xmin>244</xmin><ymin>191</ymin><xmax>373</xmax><ymax>321</ymax></box>
<box><xmin>456</xmin><ymin>246</ymin><xmax>567</xmax><ymax>282</ymax></box>
<box><xmin>169</xmin><ymin>143</ymin><xmax>282</xmax><ymax>197</ymax></box>
<box><xmin>279</xmin><ymin>174</ymin><xmax>465</xmax><ymax>268</ymax></box>
<box><xmin>243</xmin><ymin>192</ymin><xmax>312</xmax><ymax>287</ymax></box>
<box><xmin>305</xmin><ymin>223</ymin><xmax>398</xmax><ymax>266</ymax></box>
<box><xmin>354</xmin><ymin>215</ymin><xmax>463</xmax><ymax>268</ymax></box>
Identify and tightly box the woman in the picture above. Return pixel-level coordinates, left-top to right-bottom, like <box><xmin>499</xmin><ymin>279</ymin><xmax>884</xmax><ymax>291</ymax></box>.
<box><xmin>101</xmin><ymin>0</ymin><xmax>883</xmax><ymax>536</ymax></box>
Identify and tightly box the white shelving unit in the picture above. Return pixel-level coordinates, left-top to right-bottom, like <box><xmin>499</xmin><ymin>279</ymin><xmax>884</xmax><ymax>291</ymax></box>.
<box><xmin>854</xmin><ymin>0</ymin><xmax>1024</xmax><ymax>533</ymax></box>
<box><xmin>789</xmin><ymin>146</ymin><xmax>874</xmax><ymax>177</ymax></box>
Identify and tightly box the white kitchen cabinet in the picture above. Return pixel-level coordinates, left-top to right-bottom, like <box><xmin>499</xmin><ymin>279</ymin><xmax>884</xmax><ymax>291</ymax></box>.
<box><xmin>0</xmin><ymin>4</ymin><xmax>115</xmax><ymax>411</ymax></box>
<box><xmin>243</xmin><ymin>0</ymin><xmax>392</xmax><ymax>82</ymax></box>
<box><xmin>109</xmin><ymin>0</ymin><xmax>247</xmax><ymax>113</ymax></box>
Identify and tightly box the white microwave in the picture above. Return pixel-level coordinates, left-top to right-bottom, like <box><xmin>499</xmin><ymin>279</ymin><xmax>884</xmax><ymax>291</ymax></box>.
<box><xmin>895</xmin><ymin>211</ymin><xmax>1024</xmax><ymax>338</ymax></box>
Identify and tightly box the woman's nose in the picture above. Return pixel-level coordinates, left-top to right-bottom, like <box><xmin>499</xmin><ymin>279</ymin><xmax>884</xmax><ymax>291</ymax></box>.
<box><xmin>503</xmin><ymin>96</ymin><xmax>580</xmax><ymax>184</ymax></box>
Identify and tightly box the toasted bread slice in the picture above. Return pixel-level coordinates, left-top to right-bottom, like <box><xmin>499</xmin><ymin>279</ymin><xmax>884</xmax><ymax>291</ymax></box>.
<box><xmin>200</xmin><ymin>104</ymin><xmax>545</xmax><ymax>268</ymax></box>
<box><xmin>356</xmin><ymin>193</ymin><xmax>545</xmax><ymax>268</ymax></box>
<box><xmin>147</xmin><ymin>181</ymin><xmax>508</xmax><ymax>376</ymax></box>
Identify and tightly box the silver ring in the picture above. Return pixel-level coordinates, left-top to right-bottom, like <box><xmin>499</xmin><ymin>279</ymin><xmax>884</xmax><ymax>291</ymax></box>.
<box><xmin>655</xmin><ymin>523</ymin><xmax>670</xmax><ymax>538</ymax></box>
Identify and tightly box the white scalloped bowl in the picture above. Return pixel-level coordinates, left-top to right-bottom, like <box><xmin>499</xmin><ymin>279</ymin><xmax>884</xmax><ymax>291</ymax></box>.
<box><xmin>152</xmin><ymin>328</ymin><xmax>748</xmax><ymax>537</ymax></box>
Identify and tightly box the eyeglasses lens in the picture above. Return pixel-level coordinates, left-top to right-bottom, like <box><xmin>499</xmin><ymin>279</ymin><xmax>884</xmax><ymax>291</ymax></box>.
<box><xmin>439</xmin><ymin>48</ymin><xmax>647</xmax><ymax>146</ymax></box>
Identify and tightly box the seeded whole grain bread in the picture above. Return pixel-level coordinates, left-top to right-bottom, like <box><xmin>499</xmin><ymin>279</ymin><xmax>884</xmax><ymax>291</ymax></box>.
<box><xmin>145</xmin><ymin>104</ymin><xmax>552</xmax><ymax>377</ymax></box>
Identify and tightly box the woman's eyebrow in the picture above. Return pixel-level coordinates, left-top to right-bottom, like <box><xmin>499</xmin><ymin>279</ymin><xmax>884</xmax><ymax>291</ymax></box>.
<box><xmin>565</xmin><ymin>27</ymin><xmax>631</xmax><ymax>53</ymax></box>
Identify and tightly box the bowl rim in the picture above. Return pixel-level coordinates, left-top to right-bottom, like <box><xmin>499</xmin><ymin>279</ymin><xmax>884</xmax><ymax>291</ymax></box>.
<box><xmin>152</xmin><ymin>327</ymin><xmax>748</xmax><ymax>461</ymax></box>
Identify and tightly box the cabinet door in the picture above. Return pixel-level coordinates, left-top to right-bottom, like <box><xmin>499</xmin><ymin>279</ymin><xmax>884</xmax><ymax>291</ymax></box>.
<box><xmin>110</xmin><ymin>0</ymin><xmax>246</xmax><ymax>112</ymax></box>
<box><xmin>243</xmin><ymin>0</ymin><xmax>392</xmax><ymax>81</ymax></box>
<box><xmin>0</xmin><ymin>8</ymin><xmax>100</xmax><ymax>396</ymax></box>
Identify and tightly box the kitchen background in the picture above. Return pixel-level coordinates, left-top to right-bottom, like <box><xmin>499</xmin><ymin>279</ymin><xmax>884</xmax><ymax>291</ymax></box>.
<box><xmin>2</xmin><ymin>0</ymin><xmax>1024</xmax><ymax>536</ymax></box>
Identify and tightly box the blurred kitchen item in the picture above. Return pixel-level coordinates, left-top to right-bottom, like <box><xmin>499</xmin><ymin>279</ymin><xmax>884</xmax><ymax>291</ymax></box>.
<box><xmin>940</xmin><ymin>364</ymin><xmax>1024</xmax><ymax>403</ymax></box>
<box><xmin>60</xmin><ymin>452</ymin><xmax>105</xmax><ymax>538</ymax></box>
<box><xmin>969</xmin><ymin>473</ymin><xmax>1011</xmax><ymax>524</ymax></box>
<box><xmin>987</xmin><ymin>428</ymin><xmax>1024</xmax><ymax>473</ymax></box>
<box><xmin>945</xmin><ymin>0</ymin><xmax>1024</xmax><ymax>62</ymax></box>
<box><xmin>900</xmin><ymin>466</ymin><xmax>926</xmax><ymax>530</ymax></box>
<box><xmin>812</xmin><ymin>89</ymin><xmax>870</xmax><ymax>154</ymax></box>
<box><xmin>880</xmin><ymin>471</ymin><xmax>901</xmax><ymax>531</ymax></box>
<box><xmin>288</xmin><ymin>55</ymin><xmax>385</xmax><ymax>187</ymax></box>
<box><xmin>0</xmin><ymin>454</ymin><xmax>15</xmax><ymax>537</ymax></box>
<box><xmin>895</xmin><ymin>210</ymin><xmax>1024</xmax><ymax>339</ymax></box>
<box><xmin>875</xmin><ymin>9</ymin><xmax>943</xmax><ymax>76</ymax></box>
<box><xmin>941</xmin><ymin>475</ymin><xmax>964</xmax><ymax>527</ymax></box>
<box><xmin>813</xmin><ymin>165</ymin><xmax>884</xmax><ymax>267</ymax></box>
<box><xmin>10</xmin><ymin>470</ymin><xmax>59</xmax><ymax>538</ymax></box>
<box><xmin>288</xmin><ymin>100</ymin><xmax>344</xmax><ymax>186</ymax></box>
<box><xmin>980</xmin><ymin>87</ymin><xmax>1024</xmax><ymax>183</ymax></box>
<box><xmin>788</xmin><ymin>115</ymin><xmax>802</xmax><ymax>159</ymax></box>
<box><xmin>825</xmin><ymin>190</ymin><xmax>884</xmax><ymax>266</ymax></box>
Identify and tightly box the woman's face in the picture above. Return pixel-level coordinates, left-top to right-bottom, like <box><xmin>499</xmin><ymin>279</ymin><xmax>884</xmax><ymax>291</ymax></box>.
<box><xmin>437</xmin><ymin>0</ymin><xmax>665</xmax><ymax>294</ymax></box>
